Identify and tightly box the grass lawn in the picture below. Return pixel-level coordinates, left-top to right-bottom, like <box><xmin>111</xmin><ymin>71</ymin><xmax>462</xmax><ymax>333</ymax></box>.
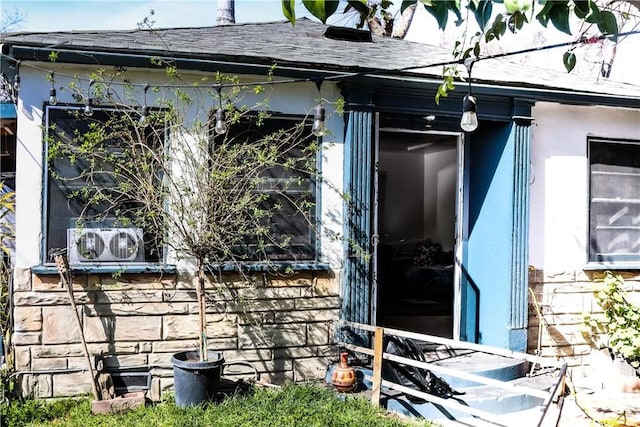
<box><xmin>1</xmin><ymin>382</ymin><xmax>434</xmax><ymax>427</ymax></box>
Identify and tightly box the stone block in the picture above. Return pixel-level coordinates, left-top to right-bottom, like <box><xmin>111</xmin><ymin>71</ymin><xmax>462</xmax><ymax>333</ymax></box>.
<box><xmin>150</xmin><ymin>365</ymin><xmax>174</xmax><ymax>378</ymax></box>
<box><xmin>273</xmin><ymin>347</ymin><xmax>316</xmax><ymax>359</ymax></box>
<box><xmin>239</xmin><ymin>287</ymin><xmax>302</xmax><ymax>300</ymax></box>
<box><xmin>84</xmin><ymin>315</ymin><xmax>162</xmax><ymax>342</ymax></box>
<box><xmin>84</xmin><ymin>302</ymin><xmax>188</xmax><ymax>316</ymax></box>
<box><xmin>152</xmin><ymin>340</ymin><xmax>199</xmax><ymax>353</ymax></box>
<box><xmin>221</xmin><ymin>349</ymin><xmax>272</xmax><ymax>362</ymax></box>
<box><xmin>149</xmin><ymin>378</ymin><xmax>162</xmax><ymax>402</ymax></box>
<box><xmin>307</xmin><ymin>323</ymin><xmax>331</xmax><ymax>345</ymax></box>
<box><xmin>238</xmin><ymin>324</ymin><xmax>305</xmax><ymax>349</ymax></box>
<box><xmin>32</xmin><ymin>357</ymin><xmax>67</xmax><ymax>371</ymax></box>
<box><xmin>13</xmin><ymin>292</ymin><xmax>70</xmax><ymax>307</ymax></box>
<box><xmin>273</xmin><ymin>309</ymin><xmax>339</xmax><ymax>323</ymax></box>
<box><xmin>87</xmin><ymin>290</ymin><xmax>164</xmax><ymax>304</ymax></box>
<box><xmin>293</xmin><ymin>357</ymin><xmax>329</xmax><ymax>381</ymax></box>
<box><xmin>237</xmin><ymin>312</ymin><xmax>275</xmax><ymax>326</ymax></box>
<box><xmin>241</xmin><ymin>358</ymin><xmax>292</xmax><ymax>373</ymax></box>
<box><xmin>161</xmin><ymin>290</ymin><xmax>194</xmax><ymax>302</ymax></box>
<box><xmin>163</xmin><ymin>313</ymin><xmax>237</xmax><ymax>340</ymax></box>
<box><xmin>32</xmin><ymin>274</ymin><xmax>62</xmax><ymax>291</ymax></box>
<box><xmin>541</xmin><ymin>292</ymin><xmax>591</xmax><ymax>314</ymax></box>
<box><xmin>100</xmin><ymin>274</ymin><xmax>176</xmax><ymax>289</ymax></box>
<box><xmin>228</xmin><ymin>298</ymin><xmax>295</xmax><ymax>313</ymax></box>
<box><xmin>97</xmin><ymin>354</ymin><xmax>149</xmax><ymax>369</ymax></box>
<box><xmin>261</xmin><ymin>370</ymin><xmax>293</xmax><ymax>384</ymax></box>
<box><xmin>20</xmin><ymin>374</ymin><xmax>52</xmax><ymax>398</ymax></box>
<box><xmin>91</xmin><ymin>392</ymin><xmax>146</xmax><ymax>415</ymax></box>
<box><xmin>14</xmin><ymin>346</ymin><xmax>31</xmax><ymax>370</ymax></box>
<box><xmin>295</xmin><ymin>296</ymin><xmax>340</xmax><ymax>310</ymax></box>
<box><xmin>316</xmin><ymin>345</ymin><xmax>336</xmax><ymax>357</ymax></box>
<box><xmin>14</xmin><ymin>267</ymin><xmax>32</xmax><ymax>291</ymax></box>
<box><xmin>14</xmin><ymin>306</ymin><xmax>42</xmax><ymax>332</ymax></box>
<box><xmin>52</xmin><ymin>372</ymin><xmax>94</xmax><ymax>397</ymax></box>
<box><xmin>33</xmin><ymin>344</ymin><xmax>83</xmax><ymax>358</ymax></box>
<box><xmin>67</xmin><ymin>356</ymin><xmax>94</xmax><ymax>370</ymax></box>
<box><xmin>13</xmin><ymin>332</ymin><xmax>41</xmax><ymax>345</ymax></box>
<box><xmin>308</xmin><ymin>277</ymin><xmax>339</xmax><ymax>297</ymax></box>
<box><xmin>148</xmin><ymin>352</ymin><xmax>176</xmax><ymax>369</ymax></box>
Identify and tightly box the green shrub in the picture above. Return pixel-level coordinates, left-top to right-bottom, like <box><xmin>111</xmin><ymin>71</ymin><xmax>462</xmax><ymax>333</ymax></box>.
<box><xmin>584</xmin><ymin>272</ymin><xmax>640</xmax><ymax>368</ymax></box>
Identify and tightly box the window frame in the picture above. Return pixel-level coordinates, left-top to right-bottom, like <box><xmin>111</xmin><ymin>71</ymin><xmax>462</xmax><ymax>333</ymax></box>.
<box><xmin>42</xmin><ymin>104</ymin><xmax>166</xmax><ymax>267</ymax></box>
<box><xmin>586</xmin><ymin>136</ymin><xmax>640</xmax><ymax>270</ymax></box>
<box><xmin>40</xmin><ymin>106</ymin><xmax>327</xmax><ymax>272</ymax></box>
<box><xmin>210</xmin><ymin>112</ymin><xmax>323</xmax><ymax>265</ymax></box>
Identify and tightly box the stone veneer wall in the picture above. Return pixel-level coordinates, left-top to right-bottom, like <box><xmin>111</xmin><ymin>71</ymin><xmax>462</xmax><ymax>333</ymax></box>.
<box><xmin>527</xmin><ymin>269</ymin><xmax>640</xmax><ymax>368</ymax></box>
<box><xmin>11</xmin><ymin>267</ymin><xmax>340</xmax><ymax>400</ymax></box>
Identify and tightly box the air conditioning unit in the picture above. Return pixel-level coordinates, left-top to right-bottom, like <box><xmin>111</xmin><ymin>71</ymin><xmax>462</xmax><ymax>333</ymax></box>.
<box><xmin>67</xmin><ymin>228</ymin><xmax>145</xmax><ymax>263</ymax></box>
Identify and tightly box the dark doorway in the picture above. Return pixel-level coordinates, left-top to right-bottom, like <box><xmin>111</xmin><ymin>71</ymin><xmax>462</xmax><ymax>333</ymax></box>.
<box><xmin>375</xmin><ymin>129</ymin><xmax>459</xmax><ymax>338</ymax></box>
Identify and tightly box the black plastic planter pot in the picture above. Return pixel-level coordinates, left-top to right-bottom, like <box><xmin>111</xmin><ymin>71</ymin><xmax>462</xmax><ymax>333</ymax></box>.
<box><xmin>171</xmin><ymin>350</ymin><xmax>225</xmax><ymax>407</ymax></box>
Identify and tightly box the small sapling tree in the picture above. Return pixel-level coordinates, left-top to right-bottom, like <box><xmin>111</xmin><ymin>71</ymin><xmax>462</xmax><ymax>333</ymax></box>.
<box><xmin>46</xmin><ymin>69</ymin><xmax>320</xmax><ymax>362</ymax></box>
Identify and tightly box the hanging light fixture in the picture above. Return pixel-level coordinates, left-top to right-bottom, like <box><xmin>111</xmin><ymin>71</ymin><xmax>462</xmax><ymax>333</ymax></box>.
<box><xmin>48</xmin><ymin>72</ymin><xmax>57</xmax><ymax>106</ymax></box>
<box><xmin>84</xmin><ymin>79</ymin><xmax>95</xmax><ymax>117</ymax></box>
<box><xmin>214</xmin><ymin>85</ymin><xmax>227</xmax><ymax>135</ymax></box>
<box><xmin>312</xmin><ymin>104</ymin><xmax>326</xmax><ymax>137</ymax></box>
<box><xmin>139</xmin><ymin>84</ymin><xmax>150</xmax><ymax>127</ymax></box>
<box><xmin>460</xmin><ymin>58</ymin><xmax>478</xmax><ymax>133</ymax></box>
<box><xmin>13</xmin><ymin>60</ymin><xmax>21</xmax><ymax>92</ymax></box>
<box><xmin>460</xmin><ymin>94</ymin><xmax>478</xmax><ymax>132</ymax></box>
<box><xmin>311</xmin><ymin>78</ymin><xmax>326</xmax><ymax>137</ymax></box>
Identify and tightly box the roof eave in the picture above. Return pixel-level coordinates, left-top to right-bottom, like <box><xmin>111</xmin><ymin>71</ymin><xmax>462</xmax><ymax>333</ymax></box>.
<box><xmin>6</xmin><ymin>44</ymin><xmax>640</xmax><ymax>110</ymax></box>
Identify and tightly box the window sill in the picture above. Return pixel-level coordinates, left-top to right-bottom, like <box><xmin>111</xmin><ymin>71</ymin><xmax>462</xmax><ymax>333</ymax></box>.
<box><xmin>583</xmin><ymin>263</ymin><xmax>640</xmax><ymax>271</ymax></box>
<box><xmin>32</xmin><ymin>264</ymin><xmax>177</xmax><ymax>275</ymax></box>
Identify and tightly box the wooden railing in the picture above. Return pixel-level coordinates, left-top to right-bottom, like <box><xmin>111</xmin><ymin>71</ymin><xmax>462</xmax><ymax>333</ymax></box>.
<box><xmin>338</xmin><ymin>321</ymin><xmax>567</xmax><ymax>427</ymax></box>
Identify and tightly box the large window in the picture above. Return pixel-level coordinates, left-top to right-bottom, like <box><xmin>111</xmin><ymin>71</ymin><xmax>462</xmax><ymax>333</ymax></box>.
<box><xmin>45</xmin><ymin>106</ymin><xmax>162</xmax><ymax>264</ymax></box>
<box><xmin>588</xmin><ymin>137</ymin><xmax>640</xmax><ymax>265</ymax></box>
<box><xmin>219</xmin><ymin>115</ymin><xmax>319</xmax><ymax>262</ymax></box>
<box><xmin>45</xmin><ymin>107</ymin><xmax>318</xmax><ymax>266</ymax></box>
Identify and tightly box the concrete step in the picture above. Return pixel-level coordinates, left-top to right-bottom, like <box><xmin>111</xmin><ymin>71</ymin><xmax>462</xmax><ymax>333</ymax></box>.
<box><xmin>385</xmin><ymin>372</ymin><xmax>557</xmax><ymax>424</ymax></box>
<box><xmin>424</xmin><ymin>347</ymin><xmax>530</xmax><ymax>388</ymax></box>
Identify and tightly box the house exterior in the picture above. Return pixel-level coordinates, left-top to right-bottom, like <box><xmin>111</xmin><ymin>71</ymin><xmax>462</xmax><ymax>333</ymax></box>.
<box><xmin>1</xmin><ymin>19</ymin><xmax>639</xmax><ymax>399</ymax></box>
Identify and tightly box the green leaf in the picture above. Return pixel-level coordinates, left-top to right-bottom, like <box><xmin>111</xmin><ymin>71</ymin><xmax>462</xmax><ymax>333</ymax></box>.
<box><xmin>346</xmin><ymin>0</ymin><xmax>369</xmax><ymax>16</ymax></box>
<box><xmin>381</xmin><ymin>0</ymin><xmax>393</xmax><ymax>9</ymax></box>
<box><xmin>470</xmin><ymin>0</ymin><xmax>493</xmax><ymax>30</ymax></box>
<box><xmin>282</xmin><ymin>0</ymin><xmax>296</xmax><ymax>25</ymax></box>
<box><xmin>302</xmin><ymin>0</ymin><xmax>339</xmax><ymax>24</ymax></box>
<box><xmin>421</xmin><ymin>0</ymin><xmax>450</xmax><ymax>30</ymax></box>
<box><xmin>563</xmin><ymin>50</ymin><xmax>577</xmax><ymax>72</ymax></box>
<box><xmin>573</xmin><ymin>1</ymin><xmax>590</xmax><ymax>19</ymax></box>
<box><xmin>598</xmin><ymin>10</ymin><xmax>618</xmax><ymax>35</ymax></box>
<box><xmin>535</xmin><ymin>0</ymin><xmax>553</xmax><ymax>28</ymax></box>
<box><xmin>584</xmin><ymin>1</ymin><xmax>602</xmax><ymax>24</ymax></box>
<box><xmin>548</xmin><ymin>3</ymin><xmax>572</xmax><ymax>35</ymax></box>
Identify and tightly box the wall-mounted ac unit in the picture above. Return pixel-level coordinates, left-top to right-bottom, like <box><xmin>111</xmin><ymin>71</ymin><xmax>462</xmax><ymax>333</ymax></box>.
<box><xmin>67</xmin><ymin>228</ymin><xmax>144</xmax><ymax>263</ymax></box>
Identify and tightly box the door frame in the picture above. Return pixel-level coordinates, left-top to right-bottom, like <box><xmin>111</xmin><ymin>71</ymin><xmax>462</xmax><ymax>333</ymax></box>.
<box><xmin>371</xmin><ymin>115</ymin><xmax>465</xmax><ymax>339</ymax></box>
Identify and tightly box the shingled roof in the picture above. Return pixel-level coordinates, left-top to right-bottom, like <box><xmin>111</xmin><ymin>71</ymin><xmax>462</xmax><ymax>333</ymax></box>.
<box><xmin>2</xmin><ymin>18</ymin><xmax>640</xmax><ymax>100</ymax></box>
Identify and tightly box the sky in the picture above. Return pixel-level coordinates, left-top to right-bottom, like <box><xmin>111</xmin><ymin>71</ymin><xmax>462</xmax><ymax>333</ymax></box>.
<box><xmin>1</xmin><ymin>0</ymin><xmax>298</xmax><ymax>31</ymax></box>
<box><xmin>2</xmin><ymin>0</ymin><xmax>639</xmax><ymax>85</ymax></box>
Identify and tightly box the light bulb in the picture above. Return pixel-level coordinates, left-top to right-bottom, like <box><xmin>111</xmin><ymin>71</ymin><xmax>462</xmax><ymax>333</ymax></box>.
<box><xmin>214</xmin><ymin>108</ymin><xmax>227</xmax><ymax>134</ymax></box>
<box><xmin>84</xmin><ymin>98</ymin><xmax>94</xmax><ymax>117</ymax></box>
<box><xmin>311</xmin><ymin>104</ymin><xmax>326</xmax><ymax>137</ymax></box>
<box><xmin>460</xmin><ymin>94</ymin><xmax>478</xmax><ymax>132</ymax></box>
<box><xmin>139</xmin><ymin>106</ymin><xmax>149</xmax><ymax>127</ymax></box>
<box><xmin>49</xmin><ymin>88</ymin><xmax>57</xmax><ymax>106</ymax></box>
